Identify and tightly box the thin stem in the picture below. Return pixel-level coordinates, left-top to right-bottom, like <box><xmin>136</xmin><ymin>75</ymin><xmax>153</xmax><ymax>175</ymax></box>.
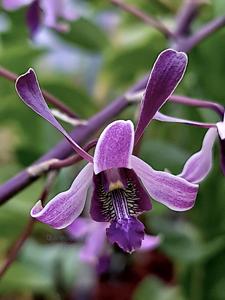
<box><xmin>0</xmin><ymin>171</ymin><xmax>57</xmax><ymax>278</ymax></box>
<box><xmin>175</xmin><ymin>0</ymin><xmax>203</xmax><ymax>36</ymax></box>
<box><xmin>0</xmin><ymin>66</ymin><xmax>78</xmax><ymax>119</ymax></box>
<box><xmin>110</xmin><ymin>0</ymin><xmax>174</xmax><ymax>38</ymax></box>
<box><xmin>50</xmin><ymin>139</ymin><xmax>97</xmax><ymax>170</ymax></box>
<box><xmin>169</xmin><ymin>95</ymin><xmax>224</xmax><ymax>118</ymax></box>
<box><xmin>176</xmin><ymin>16</ymin><xmax>225</xmax><ymax>52</ymax></box>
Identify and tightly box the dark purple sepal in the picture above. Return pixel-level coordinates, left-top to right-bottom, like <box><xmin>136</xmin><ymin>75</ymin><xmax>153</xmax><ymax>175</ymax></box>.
<box><xmin>219</xmin><ymin>138</ymin><xmax>225</xmax><ymax>176</ymax></box>
<box><xmin>106</xmin><ymin>217</ymin><xmax>145</xmax><ymax>253</ymax></box>
<box><xmin>135</xmin><ymin>49</ymin><xmax>187</xmax><ymax>144</ymax></box>
<box><xmin>26</xmin><ymin>0</ymin><xmax>41</xmax><ymax>38</ymax></box>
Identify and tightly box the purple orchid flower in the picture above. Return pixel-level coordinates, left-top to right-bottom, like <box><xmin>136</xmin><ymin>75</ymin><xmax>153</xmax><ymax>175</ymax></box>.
<box><xmin>2</xmin><ymin>0</ymin><xmax>77</xmax><ymax>36</ymax></box>
<box><xmin>67</xmin><ymin>217</ymin><xmax>161</xmax><ymax>265</ymax></box>
<box><xmin>154</xmin><ymin>109</ymin><xmax>225</xmax><ymax>176</ymax></box>
<box><xmin>15</xmin><ymin>49</ymin><xmax>199</xmax><ymax>253</ymax></box>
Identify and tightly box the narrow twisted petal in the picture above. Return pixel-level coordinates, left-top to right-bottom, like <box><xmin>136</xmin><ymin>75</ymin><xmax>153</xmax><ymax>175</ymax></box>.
<box><xmin>135</xmin><ymin>49</ymin><xmax>188</xmax><ymax>143</ymax></box>
<box><xmin>93</xmin><ymin>120</ymin><xmax>134</xmax><ymax>174</ymax></box>
<box><xmin>31</xmin><ymin>163</ymin><xmax>93</xmax><ymax>229</ymax></box>
<box><xmin>2</xmin><ymin>0</ymin><xmax>31</xmax><ymax>10</ymax></box>
<box><xmin>16</xmin><ymin>69</ymin><xmax>93</xmax><ymax>162</ymax></box>
<box><xmin>219</xmin><ymin>139</ymin><xmax>225</xmax><ymax>176</ymax></box>
<box><xmin>154</xmin><ymin>111</ymin><xmax>217</xmax><ymax>129</ymax></box>
<box><xmin>139</xmin><ymin>234</ymin><xmax>161</xmax><ymax>252</ymax></box>
<box><xmin>179</xmin><ymin>128</ymin><xmax>217</xmax><ymax>183</ymax></box>
<box><xmin>106</xmin><ymin>216</ymin><xmax>145</xmax><ymax>253</ymax></box>
<box><xmin>131</xmin><ymin>155</ymin><xmax>198</xmax><ymax>211</ymax></box>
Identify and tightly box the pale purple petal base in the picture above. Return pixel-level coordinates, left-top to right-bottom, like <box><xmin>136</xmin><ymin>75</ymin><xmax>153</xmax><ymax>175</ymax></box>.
<box><xmin>106</xmin><ymin>217</ymin><xmax>145</xmax><ymax>253</ymax></box>
<box><xmin>31</xmin><ymin>163</ymin><xmax>93</xmax><ymax>229</ymax></box>
<box><xmin>179</xmin><ymin>128</ymin><xmax>217</xmax><ymax>183</ymax></box>
<box><xmin>131</xmin><ymin>155</ymin><xmax>198</xmax><ymax>211</ymax></box>
<box><xmin>93</xmin><ymin>120</ymin><xmax>134</xmax><ymax>174</ymax></box>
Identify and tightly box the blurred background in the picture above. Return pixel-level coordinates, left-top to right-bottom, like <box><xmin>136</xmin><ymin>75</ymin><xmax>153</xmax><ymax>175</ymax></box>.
<box><xmin>0</xmin><ymin>0</ymin><xmax>225</xmax><ymax>299</ymax></box>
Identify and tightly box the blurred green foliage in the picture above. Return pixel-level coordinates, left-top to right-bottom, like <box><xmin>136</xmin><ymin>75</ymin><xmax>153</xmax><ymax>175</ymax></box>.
<box><xmin>0</xmin><ymin>0</ymin><xmax>225</xmax><ymax>299</ymax></box>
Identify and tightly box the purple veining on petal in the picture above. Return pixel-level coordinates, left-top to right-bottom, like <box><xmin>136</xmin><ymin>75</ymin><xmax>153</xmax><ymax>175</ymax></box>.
<box><xmin>31</xmin><ymin>163</ymin><xmax>93</xmax><ymax>229</ymax></box>
<box><xmin>2</xmin><ymin>0</ymin><xmax>31</xmax><ymax>10</ymax></box>
<box><xmin>139</xmin><ymin>234</ymin><xmax>161</xmax><ymax>251</ymax></box>
<box><xmin>131</xmin><ymin>155</ymin><xmax>198</xmax><ymax>211</ymax></box>
<box><xmin>93</xmin><ymin>120</ymin><xmax>134</xmax><ymax>174</ymax></box>
<box><xmin>219</xmin><ymin>138</ymin><xmax>225</xmax><ymax>176</ymax></box>
<box><xmin>16</xmin><ymin>69</ymin><xmax>93</xmax><ymax>162</ymax></box>
<box><xmin>106</xmin><ymin>216</ymin><xmax>145</xmax><ymax>253</ymax></box>
<box><xmin>179</xmin><ymin>128</ymin><xmax>217</xmax><ymax>183</ymax></box>
<box><xmin>26</xmin><ymin>0</ymin><xmax>41</xmax><ymax>37</ymax></box>
<box><xmin>154</xmin><ymin>111</ymin><xmax>217</xmax><ymax>129</ymax></box>
<box><xmin>135</xmin><ymin>49</ymin><xmax>188</xmax><ymax>144</ymax></box>
<box><xmin>90</xmin><ymin>168</ymin><xmax>151</xmax><ymax>222</ymax></box>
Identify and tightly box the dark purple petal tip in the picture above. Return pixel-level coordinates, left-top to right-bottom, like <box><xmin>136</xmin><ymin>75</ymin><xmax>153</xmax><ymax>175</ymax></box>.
<box><xmin>135</xmin><ymin>49</ymin><xmax>188</xmax><ymax>143</ymax></box>
<box><xmin>106</xmin><ymin>217</ymin><xmax>145</xmax><ymax>253</ymax></box>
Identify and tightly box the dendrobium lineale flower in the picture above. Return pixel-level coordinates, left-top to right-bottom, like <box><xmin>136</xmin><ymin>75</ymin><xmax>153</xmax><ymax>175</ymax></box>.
<box><xmin>15</xmin><ymin>49</ymin><xmax>199</xmax><ymax>253</ymax></box>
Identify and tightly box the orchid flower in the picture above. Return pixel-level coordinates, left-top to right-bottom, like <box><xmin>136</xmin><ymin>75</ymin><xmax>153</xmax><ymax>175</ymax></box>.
<box><xmin>67</xmin><ymin>217</ymin><xmax>161</xmax><ymax>265</ymax></box>
<box><xmin>2</xmin><ymin>0</ymin><xmax>77</xmax><ymax>36</ymax></box>
<box><xmin>15</xmin><ymin>49</ymin><xmax>199</xmax><ymax>253</ymax></box>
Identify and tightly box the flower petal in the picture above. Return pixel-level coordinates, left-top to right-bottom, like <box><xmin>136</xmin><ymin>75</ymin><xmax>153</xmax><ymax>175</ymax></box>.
<box><xmin>135</xmin><ymin>49</ymin><xmax>188</xmax><ymax>143</ymax></box>
<box><xmin>31</xmin><ymin>163</ymin><xmax>93</xmax><ymax>229</ymax></box>
<box><xmin>131</xmin><ymin>155</ymin><xmax>198</xmax><ymax>211</ymax></box>
<box><xmin>154</xmin><ymin>111</ymin><xmax>216</xmax><ymax>129</ymax></box>
<box><xmin>219</xmin><ymin>139</ymin><xmax>225</xmax><ymax>176</ymax></box>
<box><xmin>93</xmin><ymin>120</ymin><xmax>134</xmax><ymax>174</ymax></box>
<box><xmin>139</xmin><ymin>234</ymin><xmax>161</xmax><ymax>252</ymax></box>
<box><xmin>179</xmin><ymin>128</ymin><xmax>217</xmax><ymax>183</ymax></box>
<box><xmin>106</xmin><ymin>216</ymin><xmax>145</xmax><ymax>253</ymax></box>
<box><xmin>16</xmin><ymin>69</ymin><xmax>93</xmax><ymax>162</ymax></box>
<box><xmin>26</xmin><ymin>0</ymin><xmax>41</xmax><ymax>37</ymax></box>
<box><xmin>2</xmin><ymin>0</ymin><xmax>31</xmax><ymax>10</ymax></box>
<box><xmin>217</xmin><ymin>114</ymin><xmax>225</xmax><ymax>140</ymax></box>
<box><xmin>80</xmin><ymin>222</ymin><xmax>107</xmax><ymax>265</ymax></box>
<box><xmin>67</xmin><ymin>217</ymin><xmax>91</xmax><ymax>239</ymax></box>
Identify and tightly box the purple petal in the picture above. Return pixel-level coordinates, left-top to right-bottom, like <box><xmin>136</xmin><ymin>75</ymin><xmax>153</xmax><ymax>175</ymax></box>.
<box><xmin>31</xmin><ymin>163</ymin><xmax>93</xmax><ymax>229</ymax></box>
<box><xmin>219</xmin><ymin>138</ymin><xmax>225</xmax><ymax>176</ymax></box>
<box><xmin>67</xmin><ymin>217</ymin><xmax>90</xmax><ymax>239</ymax></box>
<box><xmin>41</xmin><ymin>0</ymin><xmax>77</xmax><ymax>32</ymax></box>
<box><xmin>2</xmin><ymin>0</ymin><xmax>31</xmax><ymax>10</ymax></box>
<box><xmin>154</xmin><ymin>111</ymin><xmax>217</xmax><ymax>129</ymax></box>
<box><xmin>131</xmin><ymin>155</ymin><xmax>198</xmax><ymax>211</ymax></box>
<box><xmin>90</xmin><ymin>168</ymin><xmax>151</xmax><ymax>222</ymax></box>
<box><xmin>16</xmin><ymin>69</ymin><xmax>93</xmax><ymax>162</ymax></box>
<box><xmin>80</xmin><ymin>222</ymin><xmax>107</xmax><ymax>264</ymax></box>
<box><xmin>179</xmin><ymin>128</ymin><xmax>217</xmax><ymax>183</ymax></box>
<box><xmin>26</xmin><ymin>0</ymin><xmax>41</xmax><ymax>37</ymax></box>
<box><xmin>217</xmin><ymin>114</ymin><xmax>225</xmax><ymax>140</ymax></box>
<box><xmin>106</xmin><ymin>217</ymin><xmax>145</xmax><ymax>253</ymax></box>
<box><xmin>139</xmin><ymin>234</ymin><xmax>161</xmax><ymax>252</ymax></box>
<box><xmin>93</xmin><ymin>120</ymin><xmax>134</xmax><ymax>174</ymax></box>
<box><xmin>135</xmin><ymin>49</ymin><xmax>188</xmax><ymax>143</ymax></box>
